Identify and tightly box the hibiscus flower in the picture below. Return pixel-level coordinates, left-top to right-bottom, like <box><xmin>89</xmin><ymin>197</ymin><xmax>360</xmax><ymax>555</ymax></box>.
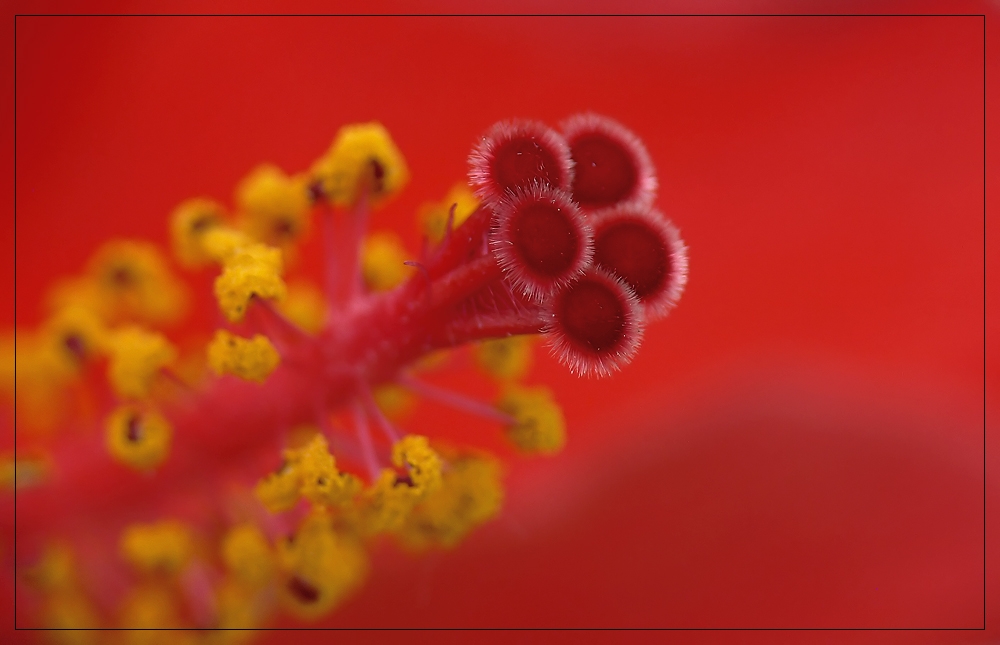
<box><xmin>4</xmin><ymin>4</ymin><xmax>996</xmax><ymax>644</ymax></box>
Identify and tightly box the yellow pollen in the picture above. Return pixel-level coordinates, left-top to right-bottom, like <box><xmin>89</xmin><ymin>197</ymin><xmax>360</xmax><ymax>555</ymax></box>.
<box><xmin>214</xmin><ymin>243</ymin><xmax>286</xmax><ymax>322</ymax></box>
<box><xmin>207</xmin><ymin>330</ymin><xmax>280</xmax><ymax>383</ymax></box>
<box><xmin>360</xmin><ymin>231</ymin><xmax>412</xmax><ymax>292</ymax></box>
<box><xmin>235</xmin><ymin>164</ymin><xmax>311</xmax><ymax>249</ymax></box>
<box><xmin>278</xmin><ymin>280</ymin><xmax>326</xmax><ymax>334</ymax></box>
<box><xmin>86</xmin><ymin>240</ymin><xmax>188</xmax><ymax>326</ymax></box>
<box><xmin>214</xmin><ymin>578</ymin><xmax>265</xmax><ymax>632</ymax></box>
<box><xmin>199</xmin><ymin>226</ymin><xmax>254</xmax><ymax>264</ymax></box>
<box><xmin>25</xmin><ymin>543</ymin><xmax>78</xmax><ymax>592</ymax></box>
<box><xmin>1</xmin><ymin>451</ymin><xmax>50</xmax><ymax>490</ymax></box>
<box><xmin>372</xmin><ymin>383</ymin><xmax>415</xmax><ymax>420</ymax></box>
<box><xmin>297</xmin><ymin>434</ymin><xmax>360</xmax><ymax>506</ymax></box>
<box><xmin>1</xmin><ymin>332</ymin><xmax>74</xmax><ymax>430</ymax></box>
<box><xmin>309</xmin><ymin>122</ymin><xmax>408</xmax><ymax>208</ymax></box>
<box><xmin>496</xmin><ymin>385</ymin><xmax>566</xmax><ymax>454</ymax></box>
<box><xmin>360</xmin><ymin>469</ymin><xmax>424</xmax><ymax>536</ymax></box>
<box><xmin>44</xmin><ymin>275</ymin><xmax>109</xmax><ymax>322</ymax></box>
<box><xmin>105</xmin><ymin>405</ymin><xmax>173</xmax><ymax>471</ymax></box>
<box><xmin>42</xmin><ymin>592</ymin><xmax>100</xmax><ymax>641</ymax></box>
<box><xmin>391</xmin><ymin>434</ymin><xmax>443</xmax><ymax>495</ymax></box>
<box><xmin>42</xmin><ymin>305</ymin><xmax>109</xmax><ymax>368</ymax></box>
<box><xmin>400</xmin><ymin>450</ymin><xmax>504</xmax><ymax>550</ymax></box>
<box><xmin>107</xmin><ymin>326</ymin><xmax>178</xmax><ymax>399</ymax></box>
<box><xmin>254</xmin><ymin>454</ymin><xmax>303</xmax><ymax>514</ymax></box>
<box><xmin>120</xmin><ymin>520</ymin><xmax>193</xmax><ymax>574</ymax></box>
<box><xmin>118</xmin><ymin>584</ymin><xmax>184</xmax><ymax>636</ymax></box>
<box><xmin>475</xmin><ymin>335</ymin><xmax>533</xmax><ymax>381</ymax></box>
<box><xmin>170</xmin><ymin>198</ymin><xmax>227</xmax><ymax>268</ymax></box>
<box><xmin>277</xmin><ymin>510</ymin><xmax>367</xmax><ymax>619</ymax></box>
<box><xmin>221</xmin><ymin>523</ymin><xmax>275</xmax><ymax>588</ymax></box>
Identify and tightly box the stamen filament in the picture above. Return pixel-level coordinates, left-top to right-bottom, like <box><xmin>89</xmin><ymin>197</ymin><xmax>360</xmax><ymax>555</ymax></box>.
<box><xmin>398</xmin><ymin>375</ymin><xmax>515</xmax><ymax>425</ymax></box>
<box><xmin>347</xmin><ymin>191</ymin><xmax>370</xmax><ymax>301</ymax></box>
<box><xmin>359</xmin><ymin>386</ymin><xmax>400</xmax><ymax>444</ymax></box>
<box><xmin>320</xmin><ymin>205</ymin><xmax>341</xmax><ymax>314</ymax></box>
<box><xmin>250</xmin><ymin>296</ymin><xmax>310</xmax><ymax>350</ymax></box>
<box><xmin>352</xmin><ymin>401</ymin><xmax>381</xmax><ymax>481</ymax></box>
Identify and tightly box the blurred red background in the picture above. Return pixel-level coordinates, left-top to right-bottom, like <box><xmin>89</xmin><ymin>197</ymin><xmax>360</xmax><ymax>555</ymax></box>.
<box><xmin>3</xmin><ymin>1</ymin><xmax>997</xmax><ymax>643</ymax></box>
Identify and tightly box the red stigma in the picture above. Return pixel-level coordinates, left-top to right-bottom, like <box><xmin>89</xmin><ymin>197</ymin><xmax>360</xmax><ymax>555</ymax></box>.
<box><xmin>492</xmin><ymin>184</ymin><xmax>593</xmax><ymax>300</ymax></box>
<box><xmin>469</xmin><ymin>120</ymin><xmax>574</xmax><ymax>206</ymax></box>
<box><xmin>561</xmin><ymin>113</ymin><xmax>657</xmax><ymax>212</ymax></box>
<box><xmin>546</xmin><ymin>268</ymin><xmax>644</xmax><ymax>377</ymax></box>
<box><xmin>591</xmin><ymin>206</ymin><xmax>688</xmax><ymax>320</ymax></box>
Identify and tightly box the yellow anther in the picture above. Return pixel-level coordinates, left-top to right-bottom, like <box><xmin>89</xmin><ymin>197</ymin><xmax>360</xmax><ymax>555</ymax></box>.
<box><xmin>2</xmin><ymin>332</ymin><xmax>72</xmax><ymax>431</ymax></box>
<box><xmin>391</xmin><ymin>435</ymin><xmax>442</xmax><ymax>495</ymax></box>
<box><xmin>475</xmin><ymin>335</ymin><xmax>533</xmax><ymax>381</ymax></box>
<box><xmin>200</xmin><ymin>226</ymin><xmax>254</xmax><ymax>264</ymax></box>
<box><xmin>310</xmin><ymin>122</ymin><xmax>409</xmax><ymax>208</ymax></box>
<box><xmin>297</xmin><ymin>434</ymin><xmax>360</xmax><ymax>506</ymax></box>
<box><xmin>214</xmin><ymin>579</ymin><xmax>264</xmax><ymax>632</ymax></box>
<box><xmin>107</xmin><ymin>327</ymin><xmax>177</xmax><ymax>399</ymax></box>
<box><xmin>105</xmin><ymin>405</ymin><xmax>172</xmax><ymax>471</ymax></box>
<box><xmin>86</xmin><ymin>240</ymin><xmax>188</xmax><ymax>326</ymax></box>
<box><xmin>207</xmin><ymin>330</ymin><xmax>280</xmax><ymax>383</ymax></box>
<box><xmin>496</xmin><ymin>386</ymin><xmax>566</xmax><ymax>455</ymax></box>
<box><xmin>169</xmin><ymin>198</ymin><xmax>227</xmax><ymax>268</ymax></box>
<box><xmin>42</xmin><ymin>305</ymin><xmax>109</xmax><ymax>368</ymax></box>
<box><xmin>25</xmin><ymin>543</ymin><xmax>78</xmax><ymax>592</ymax></box>
<box><xmin>120</xmin><ymin>520</ymin><xmax>193</xmax><ymax>574</ymax></box>
<box><xmin>42</xmin><ymin>592</ymin><xmax>100</xmax><ymax>640</ymax></box>
<box><xmin>360</xmin><ymin>469</ymin><xmax>424</xmax><ymax>536</ymax></box>
<box><xmin>45</xmin><ymin>276</ymin><xmax>109</xmax><ymax>321</ymax></box>
<box><xmin>221</xmin><ymin>524</ymin><xmax>274</xmax><ymax>588</ymax></box>
<box><xmin>276</xmin><ymin>510</ymin><xmax>367</xmax><ymax>619</ymax></box>
<box><xmin>214</xmin><ymin>244</ymin><xmax>286</xmax><ymax>322</ymax></box>
<box><xmin>236</xmin><ymin>164</ymin><xmax>311</xmax><ymax>248</ymax></box>
<box><xmin>278</xmin><ymin>280</ymin><xmax>326</xmax><ymax>334</ymax></box>
<box><xmin>360</xmin><ymin>231</ymin><xmax>412</xmax><ymax>292</ymax></box>
<box><xmin>372</xmin><ymin>383</ymin><xmax>415</xmax><ymax>420</ymax></box>
<box><xmin>401</xmin><ymin>451</ymin><xmax>504</xmax><ymax>550</ymax></box>
<box><xmin>418</xmin><ymin>183</ymin><xmax>480</xmax><ymax>242</ymax></box>
<box><xmin>286</xmin><ymin>425</ymin><xmax>322</xmax><ymax>450</ymax></box>
<box><xmin>254</xmin><ymin>456</ymin><xmax>302</xmax><ymax>514</ymax></box>
<box><xmin>118</xmin><ymin>584</ymin><xmax>182</xmax><ymax>634</ymax></box>
<box><xmin>1</xmin><ymin>451</ymin><xmax>49</xmax><ymax>490</ymax></box>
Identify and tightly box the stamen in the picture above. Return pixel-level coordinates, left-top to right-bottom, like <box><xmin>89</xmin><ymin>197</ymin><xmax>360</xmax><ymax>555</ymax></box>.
<box><xmin>360</xmin><ymin>386</ymin><xmax>401</xmax><ymax>444</ymax></box>
<box><xmin>497</xmin><ymin>386</ymin><xmax>566</xmax><ymax>454</ymax></box>
<box><xmin>235</xmin><ymin>164</ymin><xmax>311</xmax><ymax>250</ymax></box>
<box><xmin>352</xmin><ymin>402</ymin><xmax>381</xmax><ymax>482</ymax></box>
<box><xmin>398</xmin><ymin>376</ymin><xmax>515</xmax><ymax>425</ymax></box>
<box><xmin>207</xmin><ymin>329</ymin><xmax>281</xmax><ymax>384</ymax></box>
<box><xmin>170</xmin><ymin>198</ymin><xmax>227</xmax><ymax>268</ymax></box>
<box><xmin>251</xmin><ymin>295</ymin><xmax>311</xmax><ymax>346</ymax></box>
<box><xmin>120</xmin><ymin>520</ymin><xmax>193</xmax><ymax>574</ymax></box>
<box><xmin>8</xmin><ymin>113</ymin><xmax>685</xmax><ymax>632</ymax></box>
<box><xmin>214</xmin><ymin>243</ymin><xmax>286</xmax><ymax>322</ymax></box>
<box><xmin>106</xmin><ymin>327</ymin><xmax>178</xmax><ymax>399</ymax></box>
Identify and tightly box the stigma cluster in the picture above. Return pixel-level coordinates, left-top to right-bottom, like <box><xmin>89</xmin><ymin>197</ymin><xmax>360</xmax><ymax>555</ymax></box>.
<box><xmin>3</xmin><ymin>114</ymin><xmax>686</xmax><ymax>637</ymax></box>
